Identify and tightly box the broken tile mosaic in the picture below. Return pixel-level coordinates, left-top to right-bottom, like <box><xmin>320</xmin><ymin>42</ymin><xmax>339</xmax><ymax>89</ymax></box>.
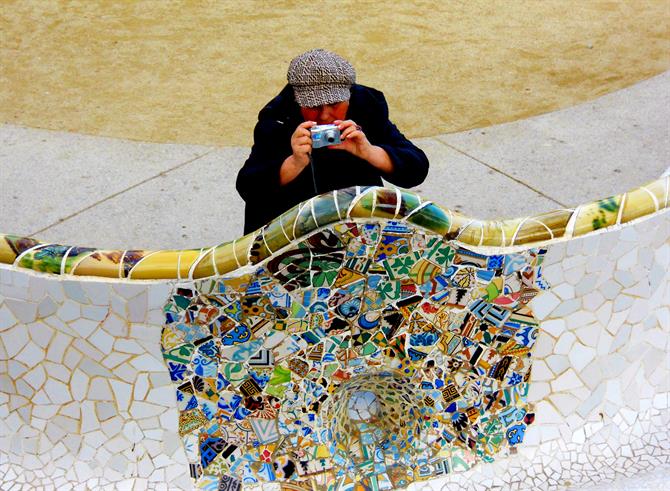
<box><xmin>161</xmin><ymin>220</ymin><xmax>549</xmax><ymax>489</ymax></box>
<box><xmin>0</xmin><ymin>181</ymin><xmax>668</xmax><ymax>490</ymax></box>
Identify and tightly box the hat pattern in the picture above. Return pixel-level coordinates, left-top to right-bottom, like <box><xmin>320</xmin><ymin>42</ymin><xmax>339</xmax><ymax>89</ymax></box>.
<box><xmin>287</xmin><ymin>49</ymin><xmax>356</xmax><ymax>107</ymax></box>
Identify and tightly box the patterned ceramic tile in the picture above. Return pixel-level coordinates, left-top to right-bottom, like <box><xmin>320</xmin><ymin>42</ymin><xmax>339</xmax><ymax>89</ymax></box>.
<box><xmin>0</xmin><ymin>184</ymin><xmax>668</xmax><ymax>490</ymax></box>
<box><xmin>160</xmin><ymin>220</ymin><xmax>550</xmax><ymax>489</ymax></box>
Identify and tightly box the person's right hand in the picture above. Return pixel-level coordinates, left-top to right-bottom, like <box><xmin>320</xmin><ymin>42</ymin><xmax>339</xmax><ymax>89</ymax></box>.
<box><xmin>290</xmin><ymin>121</ymin><xmax>316</xmax><ymax>168</ymax></box>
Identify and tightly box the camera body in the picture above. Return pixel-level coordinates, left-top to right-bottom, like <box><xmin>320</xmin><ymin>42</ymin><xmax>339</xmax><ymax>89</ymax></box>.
<box><xmin>311</xmin><ymin>124</ymin><xmax>341</xmax><ymax>148</ymax></box>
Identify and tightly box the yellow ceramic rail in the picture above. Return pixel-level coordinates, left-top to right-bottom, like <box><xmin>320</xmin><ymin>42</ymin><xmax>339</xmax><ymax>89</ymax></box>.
<box><xmin>1</xmin><ymin>176</ymin><xmax>668</xmax><ymax>280</ymax></box>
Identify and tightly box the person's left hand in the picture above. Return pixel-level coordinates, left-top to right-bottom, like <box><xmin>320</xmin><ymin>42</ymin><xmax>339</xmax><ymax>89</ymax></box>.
<box><xmin>328</xmin><ymin>120</ymin><xmax>373</xmax><ymax>161</ymax></box>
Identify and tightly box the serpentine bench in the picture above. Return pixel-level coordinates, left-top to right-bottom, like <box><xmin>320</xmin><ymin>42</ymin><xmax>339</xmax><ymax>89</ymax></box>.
<box><xmin>0</xmin><ymin>178</ymin><xmax>668</xmax><ymax>490</ymax></box>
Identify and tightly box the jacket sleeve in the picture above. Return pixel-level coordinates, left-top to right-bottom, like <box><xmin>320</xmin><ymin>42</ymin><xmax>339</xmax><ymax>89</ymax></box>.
<box><xmin>236</xmin><ymin>115</ymin><xmax>292</xmax><ymax>203</ymax></box>
<box><xmin>369</xmin><ymin>92</ymin><xmax>429</xmax><ymax>189</ymax></box>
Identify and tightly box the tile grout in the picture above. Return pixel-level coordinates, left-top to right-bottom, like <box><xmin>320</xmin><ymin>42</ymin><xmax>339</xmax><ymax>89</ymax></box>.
<box><xmin>30</xmin><ymin>150</ymin><xmax>217</xmax><ymax>238</ymax></box>
<box><xmin>431</xmin><ymin>136</ymin><xmax>569</xmax><ymax>208</ymax></box>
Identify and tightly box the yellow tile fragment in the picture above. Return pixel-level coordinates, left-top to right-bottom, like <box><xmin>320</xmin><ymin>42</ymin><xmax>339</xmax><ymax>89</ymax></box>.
<box><xmin>190</xmin><ymin>249</ymin><xmax>217</xmax><ymax>279</ymax></box>
<box><xmin>129</xmin><ymin>251</ymin><xmax>180</xmax><ymax>279</ymax></box>
<box><xmin>512</xmin><ymin>218</ymin><xmax>553</xmax><ymax>245</ymax></box>
<box><xmin>529</xmin><ymin>209</ymin><xmax>572</xmax><ymax>240</ymax></box>
<box><xmin>71</xmin><ymin>251</ymin><xmax>124</xmax><ymax>278</ymax></box>
<box><xmin>212</xmin><ymin>242</ymin><xmax>243</xmax><ymax>275</ymax></box>
<box><xmin>477</xmin><ymin>221</ymin><xmax>504</xmax><ymax>247</ymax></box>
<box><xmin>231</xmin><ymin>235</ymin><xmax>254</xmax><ymax>268</ymax></box>
<box><xmin>643</xmin><ymin>177</ymin><xmax>669</xmax><ymax>209</ymax></box>
<box><xmin>0</xmin><ymin>239</ymin><xmax>17</xmax><ymax>264</ymax></box>
<box><xmin>456</xmin><ymin>221</ymin><xmax>484</xmax><ymax>246</ymax></box>
<box><xmin>620</xmin><ymin>188</ymin><xmax>657</xmax><ymax>224</ymax></box>
<box><xmin>571</xmin><ymin>196</ymin><xmax>622</xmax><ymax>237</ymax></box>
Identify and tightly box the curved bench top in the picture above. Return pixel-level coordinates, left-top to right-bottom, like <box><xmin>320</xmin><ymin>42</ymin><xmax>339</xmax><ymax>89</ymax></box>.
<box><xmin>1</xmin><ymin>176</ymin><xmax>668</xmax><ymax>280</ymax></box>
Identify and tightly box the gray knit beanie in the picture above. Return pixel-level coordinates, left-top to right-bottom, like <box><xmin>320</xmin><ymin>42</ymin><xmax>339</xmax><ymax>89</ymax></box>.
<box><xmin>287</xmin><ymin>49</ymin><xmax>356</xmax><ymax>108</ymax></box>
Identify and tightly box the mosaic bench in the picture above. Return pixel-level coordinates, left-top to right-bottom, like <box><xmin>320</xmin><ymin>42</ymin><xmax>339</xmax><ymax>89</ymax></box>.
<box><xmin>0</xmin><ymin>178</ymin><xmax>668</xmax><ymax>491</ymax></box>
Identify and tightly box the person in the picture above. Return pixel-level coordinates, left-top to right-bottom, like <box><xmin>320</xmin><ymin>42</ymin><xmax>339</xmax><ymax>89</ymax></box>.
<box><xmin>236</xmin><ymin>49</ymin><xmax>429</xmax><ymax>234</ymax></box>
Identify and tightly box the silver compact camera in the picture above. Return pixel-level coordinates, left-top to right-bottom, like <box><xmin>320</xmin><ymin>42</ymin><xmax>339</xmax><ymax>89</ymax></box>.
<box><xmin>311</xmin><ymin>124</ymin><xmax>341</xmax><ymax>148</ymax></box>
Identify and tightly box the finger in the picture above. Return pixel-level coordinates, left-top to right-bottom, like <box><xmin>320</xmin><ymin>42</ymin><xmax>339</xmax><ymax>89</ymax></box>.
<box><xmin>340</xmin><ymin>127</ymin><xmax>363</xmax><ymax>140</ymax></box>
<box><xmin>336</xmin><ymin>120</ymin><xmax>356</xmax><ymax>130</ymax></box>
<box><xmin>293</xmin><ymin>137</ymin><xmax>312</xmax><ymax>148</ymax></box>
<box><xmin>295</xmin><ymin>143</ymin><xmax>312</xmax><ymax>154</ymax></box>
<box><xmin>294</xmin><ymin>128</ymin><xmax>313</xmax><ymax>139</ymax></box>
<box><xmin>298</xmin><ymin>120</ymin><xmax>317</xmax><ymax>129</ymax></box>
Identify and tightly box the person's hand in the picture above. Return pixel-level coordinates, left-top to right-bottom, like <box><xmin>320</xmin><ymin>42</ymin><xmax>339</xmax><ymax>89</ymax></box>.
<box><xmin>329</xmin><ymin>120</ymin><xmax>373</xmax><ymax>160</ymax></box>
<box><xmin>290</xmin><ymin>121</ymin><xmax>316</xmax><ymax>168</ymax></box>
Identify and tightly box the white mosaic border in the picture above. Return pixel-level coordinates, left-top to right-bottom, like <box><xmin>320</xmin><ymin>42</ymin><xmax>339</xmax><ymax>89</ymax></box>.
<box><xmin>0</xmin><ymin>211</ymin><xmax>668</xmax><ymax>490</ymax></box>
<box><xmin>0</xmin><ymin>276</ymin><xmax>190</xmax><ymax>490</ymax></box>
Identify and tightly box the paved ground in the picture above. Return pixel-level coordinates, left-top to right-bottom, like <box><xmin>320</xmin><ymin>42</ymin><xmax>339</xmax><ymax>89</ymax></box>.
<box><xmin>1</xmin><ymin>71</ymin><xmax>668</xmax><ymax>251</ymax></box>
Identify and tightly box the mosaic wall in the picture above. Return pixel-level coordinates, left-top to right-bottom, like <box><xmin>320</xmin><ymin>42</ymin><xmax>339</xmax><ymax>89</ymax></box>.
<box><xmin>411</xmin><ymin>209</ymin><xmax>670</xmax><ymax>490</ymax></box>
<box><xmin>162</xmin><ymin>221</ymin><xmax>547</xmax><ymax>489</ymax></box>
<box><xmin>0</xmin><ymin>181</ymin><xmax>668</xmax><ymax>490</ymax></box>
<box><xmin>0</xmin><ymin>275</ymin><xmax>191</xmax><ymax>490</ymax></box>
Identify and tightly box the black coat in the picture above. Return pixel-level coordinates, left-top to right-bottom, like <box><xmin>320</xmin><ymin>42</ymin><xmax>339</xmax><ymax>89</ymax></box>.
<box><xmin>236</xmin><ymin>84</ymin><xmax>429</xmax><ymax>234</ymax></box>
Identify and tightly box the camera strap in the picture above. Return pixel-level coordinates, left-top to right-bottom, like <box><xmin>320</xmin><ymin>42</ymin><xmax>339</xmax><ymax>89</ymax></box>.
<box><xmin>308</xmin><ymin>152</ymin><xmax>318</xmax><ymax>196</ymax></box>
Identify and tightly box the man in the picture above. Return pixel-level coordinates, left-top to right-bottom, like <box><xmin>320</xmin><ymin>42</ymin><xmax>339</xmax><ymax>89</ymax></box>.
<box><xmin>236</xmin><ymin>49</ymin><xmax>429</xmax><ymax>234</ymax></box>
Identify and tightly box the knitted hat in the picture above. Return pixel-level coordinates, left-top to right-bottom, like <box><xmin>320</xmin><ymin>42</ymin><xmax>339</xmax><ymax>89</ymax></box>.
<box><xmin>287</xmin><ymin>49</ymin><xmax>356</xmax><ymax>108</ymax></box>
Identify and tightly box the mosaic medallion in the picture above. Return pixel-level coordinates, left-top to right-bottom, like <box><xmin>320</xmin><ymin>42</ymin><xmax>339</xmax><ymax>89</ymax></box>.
<box><xmin>161</xmin><ymin>220</ymin><xmax>549</xmax><ymax>489</ymax></box>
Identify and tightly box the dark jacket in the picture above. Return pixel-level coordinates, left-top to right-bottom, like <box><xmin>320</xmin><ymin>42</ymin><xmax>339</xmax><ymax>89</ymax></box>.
<box><xmin>236</xmin><ymin>84</ymin><xmax>429</xmax><ymax>234</ymax></box>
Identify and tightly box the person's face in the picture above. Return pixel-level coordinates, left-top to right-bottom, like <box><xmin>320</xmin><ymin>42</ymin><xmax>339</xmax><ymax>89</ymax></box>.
<box><xmin>300</xmin><ymin>101</ymin><xmax>349</xmax><ymax>125</ymax></box>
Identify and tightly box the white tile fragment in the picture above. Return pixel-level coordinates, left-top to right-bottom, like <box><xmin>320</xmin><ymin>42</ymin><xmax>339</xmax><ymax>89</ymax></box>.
<box><xmin>15</xmin><ymin>341</ymin><xmax>45</xmax><ymax>368</ymax></box>
<box><xmin>79</xmin><ymin>282</ymin><xmax>111</xmax><ymax>306</ymax></box>
<box><xmin>540</xmin><ymin>318</ymin><xmax>565</xmax><ymax>337</ymax></box>
<box><xmin>88</xmin><ymin>329</ymin><xmax>114</xmax><ymax>353</ymax></box>
<box><xmin>146</xmin><ymin>386</ymin><xmax>175</xmax><ymax>407</ymax></box>
<box><xmin>133</xmin><ymin>374</ymin><xmax>150</xmax><ymax>401</ymax></box>
<box><xmin>3</xmin><ymin>324</ymin><xmax>29</xmax><ymax>358</ymax></box>
<box><xmin>551</xmin><ymin>369</ymin><xmax>583</xmax><ymax>392</ymax></box>
<box><xmin>568</xmin><ymin>344</ymin><xmax>597</xmax><ymax>372</ymax></box>
<box><xmin>129</xmin><ymin>401</ymin><xmax>165</xmax><ymax>419</ymax></box>
<box><xmin>57</xmin><ymin>300</ymin><xmax>81</xmax><ymax>323</ymax></box>
<box><xmin>529</xmin><ymin>291</ymin><xmax>561</xmax><ymax>320</ymax></box>
<box><xmin>23</xmin><ymin>365</ymin><xmax>46</xmax><ymax>391</ymax></box>
<box><xmin>554</xmin><ymin>332</ymin><xmax>576</xmax><ymax>355</ymax></box>
<box><xmin>44</xmin><ymin>379</ymin><xmax>72</xmax><ymax>405</ymax></box>
<box><xmin>87</xmin><ymin>378</ymin><xmax>113</xmax><ymax>401</ymax></box>
<box><xmin>574</xmin><ymin>324</ymin><xmax>600</xmax><ymax>348</ymax></box>
<box><xmin>0</xmin><ymin>304</ymin><xmax>17</xmax><ymax>331</ymax></box>
<box><xmin>70</xmin><ymin>370</ymin><xmax>90</xmax><ymax>402</ymax></box>
<box><xmin>101</xmin><ymin>314</ymin><xmax>127</xmax><ymax>337</ymax></box>
<box><xmin>69</xmin><ymin>318</ymin><xmax>99</xmax><ymax>338</ymax></box>
<box><xmin>4</xmin><ymin>298</ymin><xmax>38</xmax><ymax>324</ymax></box>
<box><xmin>127</xmin><ymin>291</ymin><xmax>148</xmax><ymax>323</ymax></box>
<box><xmin>601</xmin><ymin>280</ymin><xmax>622</xmax><ymax>300</ymax></box>
<box><xmin>109</xmin><ymin>380</ymin><xmax>132</xmax><ymax>413</ymax></box>
<box><xmin>63</xmin><ymin>281</ymin><xmax>88</xmax><ymax>303</ymax></box>
<box><xmin>129</xmin><ymin>354</ymin><xmax>165</xmax><ymax>372</ymax></box>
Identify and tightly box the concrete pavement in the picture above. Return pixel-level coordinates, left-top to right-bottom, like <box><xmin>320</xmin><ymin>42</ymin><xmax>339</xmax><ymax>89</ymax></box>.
<box><xmin>1</xmin><ymin>71</ymin><xmax>668</xmax><ymax>250</ymax></box>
